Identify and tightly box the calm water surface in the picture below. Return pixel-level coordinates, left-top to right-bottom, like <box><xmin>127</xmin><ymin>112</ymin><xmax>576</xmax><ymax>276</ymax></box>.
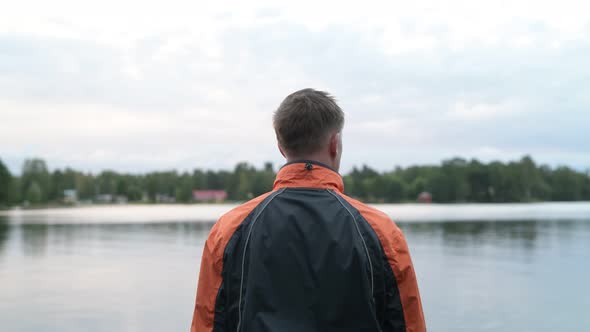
<box><xmin>1</xmin><ymin>203</ymin><xmax>589</xmax><ymax>332</ymax></box>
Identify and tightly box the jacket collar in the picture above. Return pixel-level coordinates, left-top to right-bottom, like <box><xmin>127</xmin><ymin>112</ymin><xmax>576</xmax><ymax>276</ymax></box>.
<box><xmin>273</xmin><ymin>160</ymin><xmax>344</xmax><ymax>193</ymax></box>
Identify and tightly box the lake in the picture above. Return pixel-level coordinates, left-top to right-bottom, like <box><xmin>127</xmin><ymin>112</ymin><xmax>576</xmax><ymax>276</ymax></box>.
<box><xmin>1</xmin><ymin>202</ymin><xmax>589</xmax><ymax>332</ymax></box>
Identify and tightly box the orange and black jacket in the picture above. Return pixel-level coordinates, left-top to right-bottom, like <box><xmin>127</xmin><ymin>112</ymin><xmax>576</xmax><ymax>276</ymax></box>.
<box><xmin>191</xmin><ymin>161</ymin><xmax>426</xmax><ymax>332</ymax></box>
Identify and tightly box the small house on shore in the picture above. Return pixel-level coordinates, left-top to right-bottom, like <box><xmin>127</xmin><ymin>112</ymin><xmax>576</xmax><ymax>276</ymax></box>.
<box><xmin>63</xmin><ymin>189</ymin><xmax>78</xmax><ymax>204</ymax></box>
<box><xmin>417</xmin><ymin>191</ymin><xmax>432</xmax><ymax>203</ymax></box>
<box><xmin>193</xmin><ymin>190</ymin><xmax>227</xmax><ymax>202</ymax></box>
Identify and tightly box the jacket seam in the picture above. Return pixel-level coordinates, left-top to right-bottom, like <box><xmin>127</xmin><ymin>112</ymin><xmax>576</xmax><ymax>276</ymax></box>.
<box><xmin>326</xmin><ymin>189</ymin><xmax>375</xmax><ymax>297</ymax></box>
<box><xmin>236</xmin><ymin>187</ymin><xmax>286</xmax><ymax>332</ymax></box>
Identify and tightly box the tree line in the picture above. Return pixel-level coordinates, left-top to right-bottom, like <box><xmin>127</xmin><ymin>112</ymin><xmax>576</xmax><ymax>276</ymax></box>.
<box><xmin>0</xmin><ymin>156</ymin><xmax>589</xmax><ymax>208</ymax></box>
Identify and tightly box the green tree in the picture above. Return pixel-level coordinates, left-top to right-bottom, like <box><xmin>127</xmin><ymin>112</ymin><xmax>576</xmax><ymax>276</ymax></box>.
<box><xmin>175</xmin><ymin>172</ymin><xmax>193</xmax><ymax>203</ymax></box>
<box><xmin>252</xmin><ymin>162</ymin><xmax>275</xmax><ymax>197</ymax></box>
<box><xmin>550</xmin><ymin>166</ymin><xmax>584</xmax><ymax>201</ymax></box>
<box><xmin>436</xmin><ymin>158</ymin><xmax>469</xmax><ymax>202</ymax></box>
<box><xmin>49</xmin><ymin>168</ymin><xmax>78</xmax><ymax>202</ymax></box>
<box><xmin>408</xmin><ymin>176</ymin><xmax>428</xmax><ymax>200</ymax></box>
<box><xmin>0</xmin><ymin>158</ymin><xmax>13</xmax><ymax>206</ymax></box>
<box><xmin>5</xmin><ymin>155</ymin><xmax>589</xmax><ymax>205</ymax></box>
<box><xmin>232</xmin><ymin>162</ymin><xmax>256</xmax><ymax>200</ymax></box>
<box><xmin>21</xmin><ymin>159</ymin><xmax>50</xmax><ymax>204</ymax></box>
<box><xmin>377</xmin><ymin>174</ymin><xmax>406</xmax><ymax>202</ymax></box>
<box><xmin>191</xmin><ymin>169</ymin><xmax>206</xmax><ymax>190</ymax></box>
<box><xmin>26</xmin><ymin>181</ymin><xmax>42</xmax><ymax>204</ymax></box>
<box><xmin>75</xmin><ymin>173</ymin><xmax>96</xmax><ymax>200</ymax></box>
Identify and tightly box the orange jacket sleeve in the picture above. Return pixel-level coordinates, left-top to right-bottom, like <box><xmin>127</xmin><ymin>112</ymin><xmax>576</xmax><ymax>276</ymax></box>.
<box><xmin>190</xmin><ymin>224</ymin><xmax>224</xmax><ymax>332</ymax></box>
<box><xmin>190</xmin><ymin>192</ymin><xmax>273</xmax><ymax>332</ymax></box>
<box><xmin>343</xmin><ymin>195</ymin><xmax>426</xmax><ymax>332</ymax></box>
<box><xmin>386</xmin><ymin>224</ymin><xmax>426</xmax><ymax>332</ymax></box>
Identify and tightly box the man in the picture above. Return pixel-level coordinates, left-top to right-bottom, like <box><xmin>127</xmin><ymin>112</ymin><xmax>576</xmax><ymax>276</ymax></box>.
<box><xmin>190</xmin><ymin>88</ymin><xmax>426</xmax><ymax>332</ymax></box>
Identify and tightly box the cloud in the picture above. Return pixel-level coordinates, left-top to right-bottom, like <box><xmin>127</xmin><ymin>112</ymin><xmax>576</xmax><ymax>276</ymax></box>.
<box><xmin>446</xmin><ymin>101</ymin><xmax>524</xmax><ymax>121</ymax></box>
<box><xmin>1</xmin><ymin>1</ymin><xmax>589</xmax><ymax>174</ymax></box>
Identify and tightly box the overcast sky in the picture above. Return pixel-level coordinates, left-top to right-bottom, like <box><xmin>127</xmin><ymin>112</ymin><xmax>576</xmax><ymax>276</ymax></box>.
<box><xmin>1</xmin><ymin>0</ymin><xmax>589</xmax><ymax>174</ymax></box>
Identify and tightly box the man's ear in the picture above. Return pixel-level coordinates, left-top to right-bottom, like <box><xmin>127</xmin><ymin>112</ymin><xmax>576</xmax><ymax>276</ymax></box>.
<box><xmin>278</xmin><ymin>143</ymin><xmax>286</xmax><ymax>158</ymax></box>
<box><xmin>329</xmin><ymin>132</ymin><xmax>340</xmax><ymax>158</ymax></box>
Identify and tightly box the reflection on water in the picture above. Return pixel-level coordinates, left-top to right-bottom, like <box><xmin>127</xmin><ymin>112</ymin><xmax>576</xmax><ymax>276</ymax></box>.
<box><xmin>16</xmin><ymin>222</ymin><xmax>214</xmax><ymax>257</ymax></box>
<box><xmin>400</xmin><ymin>219</ymin><xmax>590</xmax><ymax>332</ymax></box>
<box><xmin>0</xmin><ymin>211</ymin><xmax>589</xmax><ymax>332</ymax></box>
<box><xmin>21</xmin><ymin>223</ymin><xmax>51</xmax><ymax>257</ymax></box>
<box><xmin>0</xmin><ymin>220</ymin><xmax>214</xmax><ymax>332</ymax></box>
<box><xmin>403</xmin><ymin>220</ymin><xmax>542</xmax><ymax>250</ymax></box>
<box><xmin>0</xmin><ymin>216</ymin><xmax>9</xmax><ymax>256</ymax></box>
<box><xmin>402</xmin><ymin>219</ymin><xmax>589</xmax><ymax>254</ymax></box>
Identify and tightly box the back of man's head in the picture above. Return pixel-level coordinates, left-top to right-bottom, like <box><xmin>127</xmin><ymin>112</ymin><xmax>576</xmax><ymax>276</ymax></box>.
<box><xmin>273</xmin><ymin>88</ymin><xmax>344</xmax><ymax>160</ymax></box>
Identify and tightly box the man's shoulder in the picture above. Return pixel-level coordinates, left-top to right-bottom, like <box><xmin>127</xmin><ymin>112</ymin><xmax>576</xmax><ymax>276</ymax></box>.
<box><xmin>208</xmin><ymin>191</ymin><xmax>274</xmax><ymax>245</ymax></box>
<box><xmin>340</xmin><ymin>193</ymin><xmax>392</xmax><ymax>222</ymax></box>
<box><xmin>220</xmin><ymin>192</ymin><xmax>273</xmax><ymax>222</ymax></box>
<box><xmin>339</xmin><ymin>193</ymin><xmax>403</xmax><ymax>238</ymax></box>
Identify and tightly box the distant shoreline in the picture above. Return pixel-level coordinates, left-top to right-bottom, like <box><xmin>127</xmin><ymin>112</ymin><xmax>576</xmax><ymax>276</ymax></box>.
<box><xmin>2</xmin><ymin>201</ymin><xmax>590</xmax><ymax>224</ymax></box>
<box><xmin>3</xmin><ymin>156</ymin><xmax>589</xmax><ymax>210</ymax></box>
<box><xmin>1</xmin><ymin>201</ymin><xmax>235</xmax><ymax>211</ymax></box>
<box><xmin>3</xmin><ymin>199</ymin><xmax>590</xmax><ymax>212</ymax></box>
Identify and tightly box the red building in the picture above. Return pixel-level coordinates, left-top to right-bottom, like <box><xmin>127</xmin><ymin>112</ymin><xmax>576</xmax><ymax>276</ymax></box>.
<box><xmin>417</xmin><ymin>191</ymin><xmax>432</xmax><ymax>203</ymax></box>
<box><xmin>193</xmin><ymin>190</ymin><xmax>228</xmax><ymax>202</ymax></box>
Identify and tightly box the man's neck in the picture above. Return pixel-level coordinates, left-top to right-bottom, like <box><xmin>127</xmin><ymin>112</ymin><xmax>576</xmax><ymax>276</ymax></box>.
<box><xmin>286</xmin><ymin>155</ymin><xmax>335</xmax><ymax>171</ymax></box>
